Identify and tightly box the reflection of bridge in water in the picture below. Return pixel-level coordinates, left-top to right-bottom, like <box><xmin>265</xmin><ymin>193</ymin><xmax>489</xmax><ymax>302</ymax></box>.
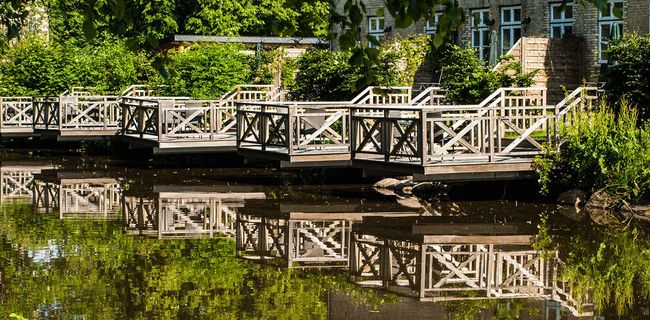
<box><xmin>349</xmin><ymin>216</ymin><xmax>594</xmax><ymax>317</ymax></box>
<box><xmin>1</xmin><ymin>163</ymin><xmax>596</xmax><ymax>317</ymax></box>
<box><xmin>235</xmin><ymin>199</ymin><xmax>421</xmax><ymax>268</ymax></box>
<box><xmin>0</xmin><ymin>163</ymin><xmax>55</xmax><ymax>202</ymax></box>
<box><xmin>122</xmin><ymin>185</ymin><xmax>265</xmax><ymax>239</ymax></box>
<box><xmin>31</xmin><ymin>170</ymin><xmax>121</xmax><ymax>220</ymax></box>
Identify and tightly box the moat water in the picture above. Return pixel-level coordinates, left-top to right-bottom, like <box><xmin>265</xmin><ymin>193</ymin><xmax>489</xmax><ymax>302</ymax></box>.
<box><xmin>0</xmin><ymin>150</ymin><xmax>648</xmax><ymax>319</ymax></box>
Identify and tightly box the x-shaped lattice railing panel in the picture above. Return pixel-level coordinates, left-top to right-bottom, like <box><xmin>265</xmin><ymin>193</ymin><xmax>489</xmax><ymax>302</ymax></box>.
<box><xmin>1</xmin><ymin>98</ymin><xmax>33</xmax><ymax>128</ymax></box>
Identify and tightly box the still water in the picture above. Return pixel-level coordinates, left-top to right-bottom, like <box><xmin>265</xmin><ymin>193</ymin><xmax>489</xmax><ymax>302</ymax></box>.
<box><xmin>0</xmin><ymin>154</ymin><xmax>648</xmax><ymax>319</ymax></box>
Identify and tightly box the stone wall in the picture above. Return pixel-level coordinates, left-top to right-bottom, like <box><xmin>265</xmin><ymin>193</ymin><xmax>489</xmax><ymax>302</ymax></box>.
<box><xmin>493</xmin><ymin>37</ymin><xmax>586</xmax><ymax>103</ymax></box>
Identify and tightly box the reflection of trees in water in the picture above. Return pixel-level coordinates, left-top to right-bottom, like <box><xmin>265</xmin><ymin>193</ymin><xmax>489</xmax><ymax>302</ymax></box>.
<box><xmin>0</xmin><ymin>202</ymin><xmax>392</xmax><ymax>319</ymax></box>
<box><xmin>441</xmin><ymin>299</ymin><xmax>541</xmax><ymax>320</ymax></box>
<box><xmin>537</xmin><ymin>210</ymin><xmax>650</xmax><ymax>317</ymax></box>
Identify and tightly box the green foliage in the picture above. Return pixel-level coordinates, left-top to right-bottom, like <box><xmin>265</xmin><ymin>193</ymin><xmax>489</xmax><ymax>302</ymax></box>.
<box><xmin>534</xmin><ymin>101</ymin><xmax>650</xmax><ymax>205</ymax></box>
<box><xmin>291</xmin><ymin>36</ymin><xmax>431</xmax><ymax>101</ymax></box>
<box><xmin>248</xmin><ymin>48</ymin><xmax>297</xmax><ymax>89</ymax></box>
<box><xmin>44</xmin><ymin>0</ymin><xmax>328</xmax><ymax>48</ymax></box>
<box><xmin>439</xmin><ymin>45</ymin><xmax>537</xmax><ymax>104</ymax></box>
<box><xmin>290</xmin><ymin>49</ymin><xmax>356</xmax><ymax>101</ymax></box>
<box><xmin>602</xmin><ymin>33</ymin><xmax>650</xmax><ymax>119</ymax></box>
<box><xmin>183</xmin><ymin>0</ymin><xmax>328</xmax><ymax>37</ymax></box>
<box><xmin>0</xmin><ymin>0</ymin><xmax>32</xmax><ymax>39</ymax></box>
<box><xmin>0</xmin><ymin>201</ymin><xmax>394</xmax><ymax>319</ymax></box>
<box><xmin>0</xmin><ymin>37</ymin><xmax>150</xmax><ymax>96</ymax></box>
<box><xmin>157</xmin><ymin>44</ymin><xmax>252</xmax><ymax>99</ymax></box>
<box><xmin>558</xmin><ymin>226</ymin><xmax>650</xmax><ymax>317</ymax></box>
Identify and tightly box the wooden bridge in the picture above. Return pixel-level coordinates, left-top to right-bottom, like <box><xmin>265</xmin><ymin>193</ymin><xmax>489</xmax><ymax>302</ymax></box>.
<box><xmin>237</xmin><ymin>86</ymin><xmax>599</xmax><ymax>179</ymax></box>
<box><xmin>119</xmin><ymin>85</ymin><xmax>285</xmax><ymax>154</ymax></box>
<box><xmin>0</xmin><ymin>84</ymin><xmax>601</xmax><ymax>181</ymax></box>
<box><xmin>236</xmin><ymin>86</ymin><xmax>446</xmax><ymax>166</ymax></box>
<box><xmin>348</xmin><ymin>216</ymin><xmax>594</xmax><ymax>317</ymax></box>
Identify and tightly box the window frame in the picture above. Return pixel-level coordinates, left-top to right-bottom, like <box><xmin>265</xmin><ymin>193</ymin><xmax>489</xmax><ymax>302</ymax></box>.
<box><xmin>549</xmin><ymin>2</ymin><xmax>574</xmax><ymax>38</ymax></box>
<box><xmin>367</xmin><ymin>16</ymin><xmax>385</xmax><ymax>48</ymax></box>
<box><xmin>425</xmin><ymin>12</ymin><xmax>444</xmax><ymax>35</ymax></box>
<box><xmin>598</xmin><ymin>0</ymin><xmax>624</xmax><ymax>63</ymax></box>
<box><xmin>470</xmin><ymin>8</ymin><xmax>490</xmax><ymax>60</ymax></box>
<box><xmin>500</xmin><ymin>5</ymin><xmax>522</xmax><ymax>55</ymax></box>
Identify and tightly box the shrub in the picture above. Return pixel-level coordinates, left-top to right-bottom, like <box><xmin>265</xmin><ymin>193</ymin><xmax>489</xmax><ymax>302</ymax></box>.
<box><xmin>161</xmin><ymin>44</ymin><xmax>252</xmax><ymax>99</ymax></box>
<box><xmin>291</xmin><ymin>36</ymin><xmax>431</xmax><ymax>101</ymax></box>
<box><xmin>290</xmin><ymin>49</ymin><xmax>357</xmax><ymax>101</ymax></box>
<box><xmin>0</xmin><ymin>37</ymin><xmax>71</xmax><ymax>96</ymax></box>
<box><xmin>534</xmin><ymin>101</ymin><xmax>650</xmax><ymax>205</ymax></box>
<box><xmin>602</xmin><ymin>33</ymin><xmax>650</xmax><ymax>119</ymax></box>
<box><xmin>248</xmin><ymin>48</ymin><xmax>297</xmax><ymax>89</ymax></box>
<box><xmin>439</xmin><ymin>44</ymin><xmax>537</xmax><ymax>104</ymax></box>
<box><xmin>0</xmin><ymin>37</ymin><xmax>150</xmax><ymax>96</ymax></box>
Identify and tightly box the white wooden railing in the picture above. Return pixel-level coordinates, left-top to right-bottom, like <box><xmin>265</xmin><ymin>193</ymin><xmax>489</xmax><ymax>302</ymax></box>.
<box><xmin>121</xmin><ymin>85</ymin><xmax>284</xmax><ymax>142</ymax></box>
<box><xmin>351</xmin><ymin>86</ymin><xmax>412</xmax><ymax>105</ymax></box>
<box><xmin>33</xmin><ymin>95</ymin><xmax>121</xmax><ymax>131</ymax></box>
<box><xmin>237</xmin><ymin>101</ymin><xmax>351</xmax><ymax>155</ymax></box>
<box><xmin>350</xmin><ymin>87</ymin><xmax>598</xmax><ymax>165</ymax></box>
<box><xmin>0</xmin><ymin>97</ymin><xmax>33</xmax><ymax>132</ymax></box>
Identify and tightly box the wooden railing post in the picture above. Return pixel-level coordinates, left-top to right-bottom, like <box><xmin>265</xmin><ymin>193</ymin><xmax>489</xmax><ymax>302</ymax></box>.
<box><xmin>382</xmin><ymin>109</ymin><xmax>389</xmax><ymax>162</ymax></box>
<box><xmin>420</xmin><ymin>109</ymin><xmax>427</xmax><ymax>166</ymax></box>
<box><xmin>158</xmin><ymin>101</ymin><xmax>171</xmax><ymax>142</ymax></box>
<box><xmin>350</xmin><ymin>108</ymin><xmax>357</xmax><ymax>159</ymax></box>
<box><xmin>288</xmin><ymin>105</ymin><xmax>294</xmax><ymax>155</ymax></box>
<box><xmin>261</xmin><ymin>105</ymin><xmax>267</xmax><ymax>151</ymax></box>
<box><xmin>138</xmin><ymin>101</ymin><xmax>145</xmax><ymax>139</ymax></box>
<box><xmin>489</xmin><ymin>107</ymin><xmax>496</xmax><ymax>162</ymax></box>
<box><xmin>236</xmin><ymin>103</ymin><xmax>242</xmax><ymax>148</ymax></box>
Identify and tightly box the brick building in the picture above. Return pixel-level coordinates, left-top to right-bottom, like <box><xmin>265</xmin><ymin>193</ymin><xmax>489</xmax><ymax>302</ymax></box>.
<box><xmin>332</xmin><ymin>0</ymin><xmax>650</xmax><ymax>101</ymax></box>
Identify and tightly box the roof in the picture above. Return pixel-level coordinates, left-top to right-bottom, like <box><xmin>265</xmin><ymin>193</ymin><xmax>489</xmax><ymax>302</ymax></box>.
<box><xmin>166</xmin><ymin>35</ymin><xmax>328</xmax><ymax>46</ymax></box>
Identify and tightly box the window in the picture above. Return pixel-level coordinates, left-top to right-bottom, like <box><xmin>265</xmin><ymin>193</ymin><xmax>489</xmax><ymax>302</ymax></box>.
<box><xmin>550</xmin><ymin>2</ymin><xmax>574</xmax><ymax>38</ymax></box>
<box><xmin>368</xmin><ymin>16</ymin><xmax>385</xmax><ymax>48</ymax></box>
<box><xmin>471</xmin><ymin>9</ymin><xmax>490</xmax><ymax>60</ymax></box>
<box><xmin>598</xmin><ymin>0</ymin><xmax>624</xmax><ymax>63</ymax></box>
<box><xmin>425</xmin><ymin>12</ymin><xmax>444</xmax><ymax>35</ymax></box>
<box><xmin>500</xmin><ymin>6</ymin><xmax>522</xmax><ymax>55</ymax></box>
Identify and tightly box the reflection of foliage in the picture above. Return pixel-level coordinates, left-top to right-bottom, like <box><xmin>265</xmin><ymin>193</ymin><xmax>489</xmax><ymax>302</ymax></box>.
<box><xmin>0</xmin><ymin>202</ymin><xmax>392</xmax><ymax>319</ymax></box>
<box><xmin>559</xmin><ymin>226</ymin><xmax>650</xmax><ymax>317</ymax></box>
<box><xmin>537</xmin><ymin>209</ymin><xmax>650</xmax><ymax>318</ymax></box>
<box><xmin>441</xmin><ymin>299</ymin><xmax>539</xmax><ymax>320</ymax></box>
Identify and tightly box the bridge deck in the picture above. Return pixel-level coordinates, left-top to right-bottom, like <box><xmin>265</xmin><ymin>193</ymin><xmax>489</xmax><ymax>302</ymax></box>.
<box><xmin>0</xmin><ymin>127</ymin><xmax>35</xmax><ymax>137</ymax></box>
<box><xmin>121</xmin><ymin>133</ymin><xmax>237</xmax><ymax>154</ymax></box>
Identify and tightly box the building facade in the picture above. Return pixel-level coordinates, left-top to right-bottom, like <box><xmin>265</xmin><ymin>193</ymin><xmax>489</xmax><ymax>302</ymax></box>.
<box><xmin>333</xmin><ymin>0</ymin><xmax>650</xmax><ymax>90</ymax></box>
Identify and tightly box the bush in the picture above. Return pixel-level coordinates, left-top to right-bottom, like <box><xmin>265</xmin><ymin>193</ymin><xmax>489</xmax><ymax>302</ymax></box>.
<box><xmin>602</xmin><ymin>33</ymin><xmax>650</xmax><ymax>119</ymax></box>
<box><xmin>439</xmin><ymin>44</ymin><xmax>537</xmax><ymax>104</ymax></box>
<box><xmin>534</xmin><ymin>101</ymin><xmax>650</xmax><ymax>205</ymax></box>
<box><xmin>291</xmin><ymin>36</ymin><xmax>431</xmax><ymax>101</ymax></box>
<box><xmin>248</xmin><ymin>48</ymin><xmax>297</xmax><ymax>89</ymax></box>
<box><xmin>160</xmin><ymin>44</ymin><xmax>252</xmax><ymax>99</ymax></box>
<box><xmin>290</xmin><ymin>49</ymin><xmax>357</xmax><ymax>101</ymax></box>
<box><xmin>0</xmin><ymin>37</ymin><xmax>151</xmax><ymax>96</ymax></box>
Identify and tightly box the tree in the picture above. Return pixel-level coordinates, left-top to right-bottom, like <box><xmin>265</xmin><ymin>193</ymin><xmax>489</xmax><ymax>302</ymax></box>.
<box><xmin>0</xmin><ymin>0</ymin><xmax>33</xmax><ymax>40</ymax></box>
